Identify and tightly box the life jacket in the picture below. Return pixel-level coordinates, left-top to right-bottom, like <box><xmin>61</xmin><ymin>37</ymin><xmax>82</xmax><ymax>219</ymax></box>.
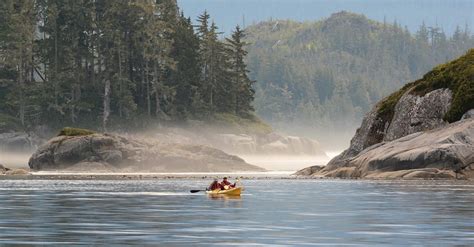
<box><xmin>208</xmin><ymin>181</ymin><xmax>222</xmax><ymax>190</ymax></box>
<box><xmin>220</xmin><ymin>180</ymin><xmax>235</xmax><ymax>188</ymax></box>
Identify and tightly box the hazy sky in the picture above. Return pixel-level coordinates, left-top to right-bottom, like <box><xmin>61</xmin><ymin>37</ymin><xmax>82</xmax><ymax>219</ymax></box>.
<box><xmin>178</xmin><ymin>0</ymin><xmax>474</xmax><ymax>36</ymax></box>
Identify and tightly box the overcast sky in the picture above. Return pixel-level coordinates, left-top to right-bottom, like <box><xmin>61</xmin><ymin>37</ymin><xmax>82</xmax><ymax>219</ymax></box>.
<box><xmin>178</xmin><ymin>0</ymin><xmax>474</xmax><ymax>36</ymax></box>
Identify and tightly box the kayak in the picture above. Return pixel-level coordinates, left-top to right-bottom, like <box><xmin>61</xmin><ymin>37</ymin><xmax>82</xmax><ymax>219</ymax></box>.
<box><xmin>206</xmin><ymin>187</ymin><xmax>242</xmax><ymax>196</ymax></box>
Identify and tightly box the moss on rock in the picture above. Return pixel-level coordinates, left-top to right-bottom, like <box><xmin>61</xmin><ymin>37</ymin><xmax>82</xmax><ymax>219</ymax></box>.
<box><xmin>377</xmin><ymin>49</ymin><xmax>474</xmax><ymax>123</ymax></box>
<box><xmin>58</xmin><ymin>127</ymin><xmax>96</xmax><ymax>137</ymax></box>
<box><xmin>212</xmin><ymin>113</ymin><xmax>273</xmax><ymax>135</ymax></box>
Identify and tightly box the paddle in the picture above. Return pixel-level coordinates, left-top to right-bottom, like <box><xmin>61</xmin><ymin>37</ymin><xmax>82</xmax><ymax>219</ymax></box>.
<box><xmin>190</xmin><ymin>189</ymin><xmax>205</xmax><ymax>193</ymax></box>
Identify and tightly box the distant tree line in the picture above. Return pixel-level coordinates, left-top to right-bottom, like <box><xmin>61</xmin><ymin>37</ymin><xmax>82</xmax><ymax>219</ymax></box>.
<box><xmin>0</xmin><ymin>0</ymin><xmax>255</xmax><ymax>131</ymax></box>
<box><xmin>245</xmin><ymin>12</ymin><xmax>474</xmax><ymax>133</ymax></box>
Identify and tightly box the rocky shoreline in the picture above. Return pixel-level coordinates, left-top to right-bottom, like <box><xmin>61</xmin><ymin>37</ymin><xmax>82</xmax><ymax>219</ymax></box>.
<box><xmin>296</xmin><ymin>50</ymin><xmax>474</xmax><ymax>180</ymax></box>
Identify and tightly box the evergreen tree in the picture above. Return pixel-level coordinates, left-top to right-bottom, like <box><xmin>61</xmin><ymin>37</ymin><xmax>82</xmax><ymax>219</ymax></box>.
<box><xmin>1</xmin><ymin>0</ymin><xmax>37</xmax><ymax>126</ymax></box>
<box><xmin>226</xmin><ymin>26</ymin><xmax>255</xmax><ymax>116</ymax></box>
<box><xmin>0</xmin><ymin>1</ymin><xmax>258</xmax><ymax>131</ymax></box>
<box><xmin>170</xmin><ymin>14</ymin><xmax>201</xmax><ymax>118</ymax></box>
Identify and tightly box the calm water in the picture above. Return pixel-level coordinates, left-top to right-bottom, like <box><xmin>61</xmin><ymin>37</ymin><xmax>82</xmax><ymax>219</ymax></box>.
<box><xmin>0</xmin><ymin>179</ymin><xmax>473</xmax><ymax>246</ymax></box>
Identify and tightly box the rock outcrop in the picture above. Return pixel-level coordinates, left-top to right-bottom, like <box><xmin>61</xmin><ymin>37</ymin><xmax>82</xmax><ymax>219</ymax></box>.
<box><xmin>384</xmin><ymin>89</ymin><xmax>452</xmax><ymax>141</ymax></box>
<box><xmin>324</xmin><ymin>88</ymin><xmax>453</xmax><ymax>170</ymax></box>
<box><xmin>215</xmin><ymin>133</ymin><xmax>327</xmax><ymax>156</ymax></box>
<box><xmin>297</xmin><ymin>50</ymin><xmax>474</xmax><ymax>179</ymax></box>
<box><xmin>309</xmin><ymin>119</ymin><xmax>474</xmax><ymax>179</ymax></box>
<box><xmin>0</xmin><ymin>164</ymin><xmax>30</xmax><ymax>176</ymax></box>
<box><xmin>462</xmin><ymin>109</ymin><xmax>474</xmax><ymax>120</ymax></box>
<box><xmin>29</xmin><ymin>132</ymin><xmax>265</xmax><ymax>172</ymax></box>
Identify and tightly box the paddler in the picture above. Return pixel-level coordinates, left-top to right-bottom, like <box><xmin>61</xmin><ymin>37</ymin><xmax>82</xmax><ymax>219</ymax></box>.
<box><xmin>220</xmin><ymin>177</ymin><xmax>236</xmax><ymax>189</ymax></box>
<box><xmin>207</xmin><ymin>178</ymin><xmax>223</xmax><ymax>191</ymax></box>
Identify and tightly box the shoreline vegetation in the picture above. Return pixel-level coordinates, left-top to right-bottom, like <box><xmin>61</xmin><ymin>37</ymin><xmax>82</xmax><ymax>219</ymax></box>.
<box><xmin>0</xmin><ymin>1</ymin><xmax>258</xmax><ymax>133</ymax></box>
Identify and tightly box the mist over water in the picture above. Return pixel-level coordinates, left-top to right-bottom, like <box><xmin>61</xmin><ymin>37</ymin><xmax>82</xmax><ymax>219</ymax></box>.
<box><xmin>241</xmin><ymin>152</ymin><xmax>340</xmax><ymax>171</ymax></box>
<box><xmin>0</xmin><ymin>152</ymin><xmax>32</xmax><ymax>168</ymax></box>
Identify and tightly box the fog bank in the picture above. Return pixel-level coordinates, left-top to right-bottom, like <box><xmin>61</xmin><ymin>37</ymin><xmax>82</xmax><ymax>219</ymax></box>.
<box><xmin>241</xmin><ymin>151</ymin><xmax>340</xmax><ymax>171</ymax></box>
<box><xmin>0</xmin><ymin>152</ymin><xmax>32</xmax><ymax>168</ymax></box>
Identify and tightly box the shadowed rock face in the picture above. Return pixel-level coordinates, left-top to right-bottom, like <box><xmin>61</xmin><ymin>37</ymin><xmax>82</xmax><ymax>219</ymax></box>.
<box><xmin>28</xmin><ymin>133</ymin><xmax>265</xmax><ymax>172</ymax></box>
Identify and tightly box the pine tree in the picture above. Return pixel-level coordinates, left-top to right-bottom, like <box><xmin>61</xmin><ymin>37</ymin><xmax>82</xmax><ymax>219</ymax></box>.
<box><xmin>226</xmin><ymin>26</ymin><xmax>255</xmax><ymax>116</ymax></box>
<box><xmin>1</xmin><ymin>0</ymin><xmax>37</xmax><ymax>126</ymax></box>
<box><xmin>170</xmin><ymin>14</ymin><xmax>201</xmax><ymax>118</ymax></box>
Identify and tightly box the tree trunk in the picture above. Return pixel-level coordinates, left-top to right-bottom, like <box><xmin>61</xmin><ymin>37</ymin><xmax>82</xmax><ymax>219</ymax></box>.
<box><xmin>146</xmin><ymin>61</ymin><xmax>151</xmax><ymax>117</ymax></box>
<box><xmin>70</xmin><ymin>86</ymin><xmax>76</xmax><ymax>123</ymax></box>
<box><xmin>18</xmin><ymin>48</ymin><xmax>25</xmax><ymax>126</ymax></box>
<box><xmin>103</xmin><ymin>79</ymin><xmax>111</xmax><ymax>131</ymax></box>
<box><xmin>154</xmin><ymin>63</ymin><xmax>161</xmax><ymax>117</ymax></box>
<box><xmin>118</xmin><ymin>46</ymin><xmax>123</xmax><ymax>118</ymax></box>
<box><xmin>54</xmin><ymin>23</ymin><xmax>59</xmax><ymax>106</ymax></box>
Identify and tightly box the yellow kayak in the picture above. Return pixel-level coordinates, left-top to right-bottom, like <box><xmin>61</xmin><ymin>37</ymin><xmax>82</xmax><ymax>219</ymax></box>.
<box><xmin>206</xmin><ymin>187</ymin><xmax>242</xmax><ymax>196</ymax></box>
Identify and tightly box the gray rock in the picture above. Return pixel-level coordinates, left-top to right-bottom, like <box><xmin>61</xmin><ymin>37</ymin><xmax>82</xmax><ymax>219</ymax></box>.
<box><xmin>5</xmin><ymin>168</ymin><xmax>30</xmax><ymax>176</ymax></box>
<box><xmin>324</xmin><ymin>106</ymin><xmax>384</xmax><ymax>169</ymax></box>
<box><xmin>293</xmin><ymin>165</ymin><xmax>324</xmax><ymax>176</ymax></box>
<box><xmin>0</xmin><ymin>164</ymin><xmax>10</xmax><ymax>173</ymax></box>
<box><xmin>323</xmin><ymin>88</ymin><xmax>453</xmax><ymax>171</ymax></box>
<box><xmin>29</xmin><ymin>133</ymin><xmax>265</xmax><ymax>172</ymax></box>
<box><xmin>384</xmin><ymin>89</ymin><xmax>452</xmax><ymax>141</ymax></box>
<box><xmin>314</xmin><ymin>119</ymin><xmax>474</xmax><ymax>179</ymax></box>
<box><xmin>462</xmin><ymin>109</ymin><xmax>474</xmax><ymax>120</ymax></box>
<box><xmin>98</xmin><ymin>150</ymin><xmax>123</xmax><ymax>164</ymax></box>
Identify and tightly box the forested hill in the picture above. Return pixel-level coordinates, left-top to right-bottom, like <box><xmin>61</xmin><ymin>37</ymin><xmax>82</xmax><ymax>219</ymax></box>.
<box><xmin>0</xmin><ymin>1</ymin><xmax>257</xmax><ymax>132</ymax></box>
<box><xmin>245</xmin><ymin>11</ymin><xmax>474</xmax><ymax>135</ymax></box>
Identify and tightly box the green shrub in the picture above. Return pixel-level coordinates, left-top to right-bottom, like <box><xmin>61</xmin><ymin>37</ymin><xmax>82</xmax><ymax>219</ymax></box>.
<box><xmin>58</xmin><ymin>127</ymin><xmax>96</xmax><ymax>137</ymax></box>
<box><xmin>212</xmin><ymin>113</ymin><xmax>273</xmax><ymax>135</ymax></box>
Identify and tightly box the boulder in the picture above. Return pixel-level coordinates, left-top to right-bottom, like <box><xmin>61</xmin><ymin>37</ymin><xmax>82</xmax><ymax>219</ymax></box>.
<box><xmin>0</xmin><ymin>164</ymin><xmax>29</xmax><ymax>176</ymax></box>
<box><xmin>293</xmin><ymin>165</ymin><xmax>324</xmax><ymax>176</ymax></box>
<box><xmin>384</xmin><ymin>89</ymin><xmax>452</xmax><ymax>141</ymax></box>
<box><xmin>29</xmin><ymin>132</ymin><xmax>265</xmax><ymax>172</ymax></box>
<box><xmin>312</xmin><ymin>119</ymin><xmax>474</xmax><ymax>179</ymax></box>
<box><xmin>462</xmin><ymin>109</ymin><xmax>474</xmax><ymax>120</ymax></box>
<box><xmin>0</xmin><ymin>164</ymin><xmax>10</xmax><ymax>173</ymax></box>
<box><xmin>5</xmin><ymin>168</ymin><xmax>30</xmax><ymax>176</ymax></box>
<box><xmin>324</xmin><ymin>88</ymin><xmax>453</xmax><ymax>171</ymax></box>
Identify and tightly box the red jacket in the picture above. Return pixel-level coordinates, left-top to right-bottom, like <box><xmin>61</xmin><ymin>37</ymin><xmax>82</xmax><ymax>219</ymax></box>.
<box><xmin>220</xmin><ymin>180</ymin><xmax>235</xmax><ymax>188</ymax></box>
<box><xmin>208</xmin><ymin>181</ymin><xmax>223</xmax><ymax>190</ymax></box>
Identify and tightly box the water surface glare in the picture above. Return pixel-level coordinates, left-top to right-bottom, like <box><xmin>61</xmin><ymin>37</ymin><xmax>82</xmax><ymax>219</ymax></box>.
<box><xmin>0</xmin><ymin>179</ymin><xmax>473</xmax><ymax>246</ymax></box>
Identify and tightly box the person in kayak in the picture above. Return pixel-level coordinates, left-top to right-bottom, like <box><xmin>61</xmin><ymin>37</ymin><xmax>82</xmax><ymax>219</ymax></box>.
<box><xmin>207</xmin><ymin>178</ymin><xmax>223</xmax><ymax>191</ymax></box>
<box><xmin>220</xmin><ymin>177</ymin><xmax>236</xmax><ymax>189</ymax></box>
